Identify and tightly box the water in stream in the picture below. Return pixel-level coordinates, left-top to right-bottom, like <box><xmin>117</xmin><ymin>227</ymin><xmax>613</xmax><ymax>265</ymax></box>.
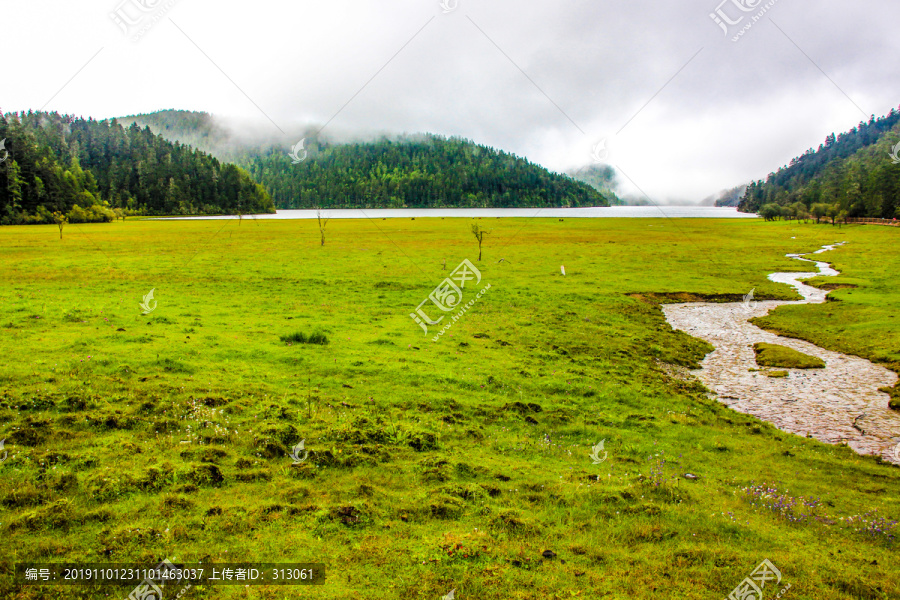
<box><xmin>663</xmin><ymin>243</ymin><xmax>900</xmax><ymax>463</ymax></box>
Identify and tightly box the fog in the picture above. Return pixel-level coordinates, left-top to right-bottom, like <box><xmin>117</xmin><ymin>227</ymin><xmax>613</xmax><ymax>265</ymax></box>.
<box><xmin>3</xmin><ymin>0</ymin><xmax>899</xmax><ymax>202</ymax></box>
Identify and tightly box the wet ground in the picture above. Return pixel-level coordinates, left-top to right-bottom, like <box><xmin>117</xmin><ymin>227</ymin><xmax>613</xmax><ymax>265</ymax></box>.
<box><xmin>663</xmin><ymin>243</ymin><xmax>900</xmax><ymax>463</ymax></box>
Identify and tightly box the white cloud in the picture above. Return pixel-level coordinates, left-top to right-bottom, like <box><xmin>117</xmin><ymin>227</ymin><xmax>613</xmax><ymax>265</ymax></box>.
<box><xmin>3</xmin><ymin>0</ymin><xmax>899</xmax><ymax>202</ymax></box>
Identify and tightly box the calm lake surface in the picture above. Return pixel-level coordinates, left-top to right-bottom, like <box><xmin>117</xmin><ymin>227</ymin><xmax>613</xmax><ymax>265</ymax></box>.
<box><xmin>165</xmin><ymin>207</ymin><xmax>757</xmax><ymax>220</ymax></box>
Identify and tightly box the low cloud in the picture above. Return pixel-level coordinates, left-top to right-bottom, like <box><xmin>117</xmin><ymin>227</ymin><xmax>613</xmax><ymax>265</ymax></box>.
<box><xmin>4</xmin><ymin>0</ymin><xmax>898</xmax><ymax>203</ymax></box>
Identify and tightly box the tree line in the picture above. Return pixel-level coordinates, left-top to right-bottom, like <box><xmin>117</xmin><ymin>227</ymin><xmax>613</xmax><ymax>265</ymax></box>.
<box><xmin>739</xmin><ymin>107</ymin><xmax>900</xmax><ymax>220</ymax></box>
<box><xmin>0</xmin><ymin>110</ymin><xmax>274</xmax><ymax>225</ymax></box>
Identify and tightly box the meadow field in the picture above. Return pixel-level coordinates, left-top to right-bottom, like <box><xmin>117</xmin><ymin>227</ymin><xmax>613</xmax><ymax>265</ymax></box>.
<box><xmin>0</xmin><ymin>216</ymin><xmax>898</xmax><ymax>599</ymax></box>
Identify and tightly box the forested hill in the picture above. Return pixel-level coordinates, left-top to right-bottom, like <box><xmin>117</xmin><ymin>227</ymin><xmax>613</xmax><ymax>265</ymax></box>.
<box><xmin>123</xmin><ymin>110</ymin><xmax>611</xmax><ymax>209</ymax></box>
<box><xmin>0</xmin><ymin>111</ymin><xmax>274</xmax><ymax>225</ymax></box>
<box><xmin>738</xmin><ymin>107</ymin><xmax>900</xmax><ymax>219</ymax></box>
<box><xmin>121</xmin><ymin>110</ymin><xmax>231</xmax><ymax>160</ymax></box>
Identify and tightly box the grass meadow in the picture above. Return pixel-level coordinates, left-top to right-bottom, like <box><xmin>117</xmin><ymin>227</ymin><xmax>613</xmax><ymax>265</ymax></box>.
<box><xmin>0</xmin><ymin>216</ymin><xmax>898</xmax><ymax>599</ymax></box>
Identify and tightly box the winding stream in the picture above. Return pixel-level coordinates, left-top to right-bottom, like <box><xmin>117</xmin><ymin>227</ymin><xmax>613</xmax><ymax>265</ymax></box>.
<box><xmin>663</xmin><ymin>243</ymin><xmax>900</xmax><ymax>463</ymax></box>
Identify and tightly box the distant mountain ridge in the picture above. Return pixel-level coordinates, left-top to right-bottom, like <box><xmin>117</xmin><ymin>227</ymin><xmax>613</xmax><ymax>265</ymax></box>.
<box><xmin>122</xmin><ymin>110</ymin><xmax>612</xmax><ymax>210</ymax></box>
<box><xmin>738</xmin><ymin>106</ymin><xmax>900</xmax><ymax>219</ymax></box>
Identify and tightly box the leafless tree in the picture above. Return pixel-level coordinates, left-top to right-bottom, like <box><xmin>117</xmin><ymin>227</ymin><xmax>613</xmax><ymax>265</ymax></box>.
<box><xmin>317</xmin><ymin>209</ymin><xmax>330</xmax><ymax>246</ymax></box>
<box><xmin>471</xmin><ymin>223</ymin><xmax>491</xmax><ymax>261</ymax></box>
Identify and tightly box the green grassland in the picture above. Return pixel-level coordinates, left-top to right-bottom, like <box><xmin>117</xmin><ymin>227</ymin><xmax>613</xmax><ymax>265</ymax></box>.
<box><xmin>753</xmin><ymin>344</ymin><xmax>826</xmax><ymax>370</ymax></box>
<box><xmin>0</xmin><ymin>216</ymin><xmax>898</xmax><ymax>599</ymax></box>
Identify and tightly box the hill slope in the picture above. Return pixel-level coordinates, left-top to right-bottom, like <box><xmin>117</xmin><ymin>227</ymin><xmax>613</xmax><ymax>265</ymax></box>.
<box><xmin>123</xmin><ymin>110</ymin><xmax>612</xmax><ymax>209</ymax></box>
<box><xmin>565</xmin><ymin>163</ymin><xmax>623</xmax><ymax>205</ymax></box>
<box><xmin>738</xmin><ymin>107</ymin><xmax>900</xmax><ymax>219</ymax></box>
<box><xmin>706</xmin><ymin>184</ymin><xmax>747</xmax><ymax>207</ymax></box>
<box><xmin>0</xmin><ymin>111</ymin><xmax>274</xmax><ymax>224</ymax></box>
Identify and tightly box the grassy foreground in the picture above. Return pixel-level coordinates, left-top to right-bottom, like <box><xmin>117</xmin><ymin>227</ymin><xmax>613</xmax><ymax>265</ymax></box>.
<box><xmin>0</xmin><ymin>216</ymin><xmax>898</xmax><ymax>599</ymax></box>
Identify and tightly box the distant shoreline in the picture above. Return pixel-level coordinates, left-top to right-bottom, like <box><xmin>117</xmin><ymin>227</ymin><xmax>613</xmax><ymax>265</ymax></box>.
<box><xmin>154</xmin><ymin>207</ymin><xmax>758</xmax><ymax>220</ymax></box>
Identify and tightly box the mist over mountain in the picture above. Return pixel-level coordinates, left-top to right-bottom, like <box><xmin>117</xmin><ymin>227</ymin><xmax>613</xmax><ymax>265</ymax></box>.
<box><xmin>564</xmin><ymin>164</ymin><xmax>623</xmax><ymax>205</ymax></box>
<box><xmin>701</xmin><ymin>184</ymin><xmax>748</xmax><ymax>207</ymax></box>
<box><xmin>122</xmin><ymin>110</ymin><xmax>611</xmax><ymax>210</ymax></box>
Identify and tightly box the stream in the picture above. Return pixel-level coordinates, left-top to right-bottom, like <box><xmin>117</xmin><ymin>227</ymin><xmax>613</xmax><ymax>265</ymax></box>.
<box><xmin>663</xmin><ymin>243</ymin><xmax>900</xmax><ymax>464</ymax></box>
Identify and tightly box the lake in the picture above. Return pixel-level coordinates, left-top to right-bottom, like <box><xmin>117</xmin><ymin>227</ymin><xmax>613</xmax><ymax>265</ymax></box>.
<box><xmin>163</xmin><ymin>206</ymin><xmax>757</xmax><ymax>220</ymax></box>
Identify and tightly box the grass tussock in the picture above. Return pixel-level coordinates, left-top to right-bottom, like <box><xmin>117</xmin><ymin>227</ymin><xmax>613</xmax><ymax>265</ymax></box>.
<box><xmin>754</xmin><ymin>342</ymin><xmax>826</xmax><ymax>369</ymax></box>
<box><xmin>279</xmin><ymin>330</ymin><xmax>329</xmax><ymax>345</ymax></box>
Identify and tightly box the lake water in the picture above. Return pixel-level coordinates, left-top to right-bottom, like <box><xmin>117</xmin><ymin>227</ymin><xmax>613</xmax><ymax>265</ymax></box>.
<box><xmin>164</xmin><ymin>206</ymin><xmax>756</xmax><ymax>220</ymax></box>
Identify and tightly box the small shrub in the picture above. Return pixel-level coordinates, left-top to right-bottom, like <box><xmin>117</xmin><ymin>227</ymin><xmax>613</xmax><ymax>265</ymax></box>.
<box><xmin>408</xmin><ymin>432</ymin><xmax>437</xmax><ymax>452</ymax></box>
<box><xmin>84</xmin><ymin>508</ymin><xmax>116</xmax><ymax>523</ymax></box>
<box><xmin>86</xmin><ymin>413</ymin><xmax>136</xmax><ymax>431</ymax></box>
<box><xmin>62</xmin><ymin>395</ymin><xmax>89</xmax><ymax>411</ymax></box>
<box><xmin>235</xmin><ymin>470</ymin><xmax>272</xmax><ymax>482</ymax></box>
<box><xmin>161</xmin><ymin>494</ymin><xmax>193</xmax><ymax>510</ymax></box>
<box><xmin>261</xmin><ymin>423</ymin><xmax>301</xmax><ymax>446</ymax></box>
<box><xmin>202</xmin><ymin>396</ymin><xmax>229</xmax><ymax>408</ymax></box>
<box><xmin>62</xmin><ymin>309</ymin><xmax>88</xmax><ymax>323</ymax></box>
<box><xmin>11</xmin><ymin>499</ymin><xmax>74</xmax><ymax>532</ymax></box>
<box><xmin>10</xmin><ymin>424</ymin><xmax>49</xmax><ymax>446</ymax></box>
<box><xmin>493</xmin><ymin>509</ymin><xmax>534</xmax><ymax>533</ymax></box>
<box><xmin>280</xmin><ymin>331</ymin><xmax>329</xmax><ymax>345</ymax></box>
<box><xmin>49</xmin><ymin>472</ymin><xmax>79</xmax><ymax>493</ymax></box>
<box><xmin>2</xmin><ymin>486</ymin><xmax>51</xmax><ymax>508</ymax></box>
<box><xmin>454</xmin><ymin>462</ymin><xmax>476</xmax><ymax>478</ymax></box>
<box><xmin>199</xmin><ymin>448</ymin><xmax>229</xmax><ymax>463</ymax></box>
<box><xmin>419</xmin><ymin>457</ymin><xmax>451</xmax><ymax>482</ymax></box>
<box><xmin>138</xmin><ymin>464</ymin><xmax>174</xmax><ymax>492</ymax></box>
<box><xmin>440</xmin><ymin>484</ymin><xmax>483</xmax><ymax>502</ymax></box>
<box><xmin>19</xmin><ymin>395</ymin><xmax>55</xmax><ymax>411</ymax></box>
<box><xmin>255</xmin><ymin>440</ymin><xmax>287</xmax><ymax>459</ymax></box>
<box><xmin>430</xmin><ymin>495</ymin><xmax>465</xmax><ymax>519</ymax></box>
<box><xmin>330</xmin><ymin>505</ymin><xmax>363</xmax><ymax>526</ymax></box>
<box><xmin>281</xmin><ymin>331</ymin><xmax>305</xmax><ymax>343</ymax></box>
<box><xmin>184</xmin><ymin>463</ymin><xmax>225</xmax><ymax>487</ymax></box>
<box><xmin>160</xmin><ymin>358</ymin><xmax>193</xmax><ymax>374</ymax></box>
<box><xmin>288</xmin><ymin>462</ymin><xmax>318</xmax><ymax>480</ymax></box>
<box><xmin>480</xmin><ymin>484</ymin><xmax>502</xmax><ymax>497</ymax></box>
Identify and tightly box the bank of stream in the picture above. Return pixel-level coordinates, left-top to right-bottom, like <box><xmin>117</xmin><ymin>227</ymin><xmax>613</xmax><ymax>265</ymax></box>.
<box><xmin>663</xmin><ymin>243</ymin><xmax>900</xmax><ymax>463</ymax></box>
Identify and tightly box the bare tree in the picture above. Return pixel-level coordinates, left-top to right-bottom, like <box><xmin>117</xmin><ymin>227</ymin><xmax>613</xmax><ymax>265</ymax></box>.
<box><xmin>471</xmin><ymin>223</ymin><xmax>491</xmax><ymax>261</ymax></box>
<box><xmin>317</xmin><ymin>209</ymin><xmax>330</xmax><ymax>246</ymax></box>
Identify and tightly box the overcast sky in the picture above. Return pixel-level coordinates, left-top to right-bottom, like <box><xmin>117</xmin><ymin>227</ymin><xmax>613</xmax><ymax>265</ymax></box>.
<box><xmin>3</xmin><ymin>0</ymin><xmax>899</xmax><ymax>203</ymax></box>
